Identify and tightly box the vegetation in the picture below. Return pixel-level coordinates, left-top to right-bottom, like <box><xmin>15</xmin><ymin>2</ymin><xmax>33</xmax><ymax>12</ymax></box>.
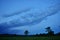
<box><xmin>0</xmin><ymin>36</ymin><xmax>60</xmax><ymax>40</ymax></box>
<box><xmin>45</xmin><ymin>27</ymin><xmax>54</xmax><ymax>36</ymax></box>
<box><xmin>0</xmin><ymin>27</ymin><xmax>60</xmax><ymax>40</ymax></box>
<box><xmin>24</xmin><ymin>30</ymin><xmax>29</xmax><ymax>35</ymax></box>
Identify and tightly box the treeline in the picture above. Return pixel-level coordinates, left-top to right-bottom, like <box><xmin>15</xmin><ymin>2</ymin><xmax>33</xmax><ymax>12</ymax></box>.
<box><xmin>0</xmin><ymin>32</ymin><xmax>60</xmax><ymax>37</ymax></box>
<box><xmin>24</xmin><ymin>27</ymin><xmax>60</xmax><ymax>36</ymax></box>
<box><xmin>0</xmin><ymin>27</ymin><xmax>60</xmax><ymax>37</ymax></box>
<box><xmin>35</xmin><ymin>32</ymin><xmax>60</xmax><ymax>36</ymax></box>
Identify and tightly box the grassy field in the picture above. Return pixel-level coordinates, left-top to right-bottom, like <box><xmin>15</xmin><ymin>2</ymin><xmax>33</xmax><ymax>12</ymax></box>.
<box><xmin>0</xmin><ymin>36</ymin><xmax>60</xmax><ymax>40</ymax></box>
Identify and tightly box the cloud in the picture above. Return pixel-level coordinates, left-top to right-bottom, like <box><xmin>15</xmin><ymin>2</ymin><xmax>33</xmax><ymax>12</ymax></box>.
<box><xmin>2</xmin><ymin>8</ymin><xmax>31</xmax><ymax>17</ymax></box>
<box><xmin>0</xmin><ymin>0</ymin><xmax>60</xmax><ymax>34</ymax></box>
<box><xmin>0</xmin><ymin>3</ymin><xmax>60</xmax><ymax>28</ymax></box>
<box><xmin>7</xmin><ymin>30</ymin><xmax>23</xmax><ymax>35</ymax></box>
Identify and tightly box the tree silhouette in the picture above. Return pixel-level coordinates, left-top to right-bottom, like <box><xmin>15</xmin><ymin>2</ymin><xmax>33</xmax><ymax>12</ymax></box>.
<box><xmin>46</xmin><ymin>27</ymin><xmax>54</xmax><ymax>36</ymax></box>
<box><xmin>24</xmin><ymin>30</ymin><xmax>29</xmax><ymax>35</ymax></box>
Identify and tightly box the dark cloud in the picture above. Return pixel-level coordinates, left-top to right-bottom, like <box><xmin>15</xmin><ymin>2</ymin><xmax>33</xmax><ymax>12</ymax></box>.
<box><xmin>0</xmin><ymin>4</ymin><xmax>60</xmax><ymax>28</ymax></box>
<box><xmin>0</xmin><ymin>0</ymin><xmax>60</xmax><ymax>34</ymax></box>
<box><xmin>3</xmin><ymin>8</ymin><xmax>31</xmax><ymax>17</ymax></box>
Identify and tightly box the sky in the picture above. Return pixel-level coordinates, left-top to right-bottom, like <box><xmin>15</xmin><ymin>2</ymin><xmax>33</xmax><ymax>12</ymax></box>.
<box><xmin>0</xmin><ymin>0</ymin><xmax>60</xmax><ymax>35</ymax></box>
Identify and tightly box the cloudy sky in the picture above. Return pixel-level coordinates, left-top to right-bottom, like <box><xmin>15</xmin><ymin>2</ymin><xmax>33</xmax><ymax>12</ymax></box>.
<box><xmin>0</xmin><ymin>0</ymin><xmax>60</xmax><ymax>35</ymax></box>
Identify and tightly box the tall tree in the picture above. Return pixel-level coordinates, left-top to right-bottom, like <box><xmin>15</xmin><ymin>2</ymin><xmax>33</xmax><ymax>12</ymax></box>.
<box><xmin>24</xmin><ymin>30</ymin><xmax>29</xmax><ymax>35</ymax></box>
<box><xmin>46</xmin><ymin>27</ymin><xmax>54</xmax><ymax>36</ymax></box>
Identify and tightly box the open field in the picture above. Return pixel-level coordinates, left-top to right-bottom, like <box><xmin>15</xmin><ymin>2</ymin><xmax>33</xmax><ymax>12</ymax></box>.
<box><xmin>0</xmin><ymin>36</ymin><xmax>60</xmax><ymax>40</ymax></box>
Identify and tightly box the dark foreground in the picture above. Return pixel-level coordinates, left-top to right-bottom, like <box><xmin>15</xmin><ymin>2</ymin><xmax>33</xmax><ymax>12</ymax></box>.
<box><xmin>0</xmin><ymin>36</ymin><xmax>60</xmax><ymax>40</ymax></box>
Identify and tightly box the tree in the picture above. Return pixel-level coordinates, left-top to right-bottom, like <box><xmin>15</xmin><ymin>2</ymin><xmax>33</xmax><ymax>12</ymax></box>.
<box><xmin>46</xmin><ymin>27</ymin><xmax>54</xmax><ymax>36</ymax></box>
<box><xmin>24</xmin><ymin>30</ymin><xmax>29</xmax><ymax>35</ymax></box>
